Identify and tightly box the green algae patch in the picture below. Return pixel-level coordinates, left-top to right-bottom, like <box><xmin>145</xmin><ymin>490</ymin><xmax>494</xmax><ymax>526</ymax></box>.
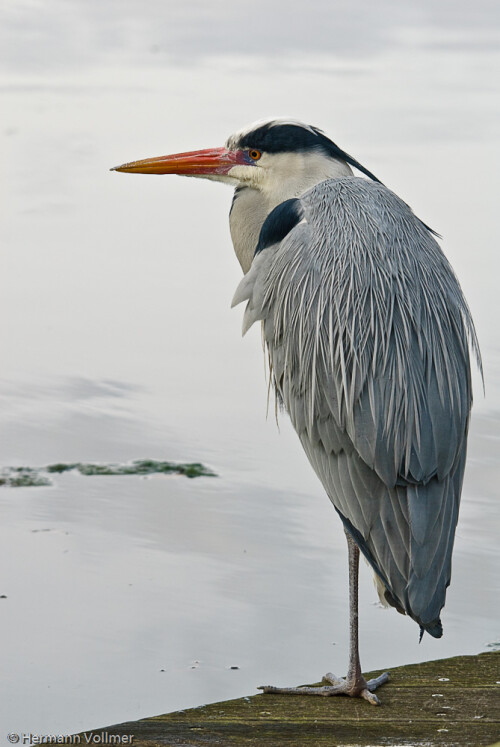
<box><xmin>73</xmin><ymin>460</ymin><xmax>216</xmax><ymax>479</ymax></box>
<box><xmin>0</xmin><ymin>467</ymin><xmax>51</xmax><ymax>488</ymax></box>
<box><xmin>1</xmin><ymin>459</ymin><xmax>217</xmax><ymax>487</ymax></box>
<box><xmin>46</xmin><ymin>463</ymin><xmax>80</xmax><ymax>474</ymax></box>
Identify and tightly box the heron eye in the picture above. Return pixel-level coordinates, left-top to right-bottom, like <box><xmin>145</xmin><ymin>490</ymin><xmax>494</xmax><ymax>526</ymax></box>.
<box><xmin>248</xmin><ymin>149</ymin><xmax>262</xmax><ymax>161</ymax></box>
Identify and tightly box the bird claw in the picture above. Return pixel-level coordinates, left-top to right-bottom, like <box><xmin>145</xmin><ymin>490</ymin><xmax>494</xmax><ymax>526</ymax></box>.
<box><xmin>258</xmin><ymin>671</ymin><xmax>389</xmax><ymax>705</ymax></box>
<box><xmin>360</xmin><ymin>687</ymin><xmax>381</xmax><ymax>705</ymax></box>
<box><xmin>366</xmin><ymin>671</ymin><xmax>390</xmax><ymax>691</ymax></box>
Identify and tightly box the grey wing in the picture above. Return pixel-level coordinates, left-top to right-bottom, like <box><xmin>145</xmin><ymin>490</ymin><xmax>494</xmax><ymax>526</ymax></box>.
<box><xmin>232</xmin><ymin>177</ymin><xmax>480</xmax><ymax>636</ymax></box>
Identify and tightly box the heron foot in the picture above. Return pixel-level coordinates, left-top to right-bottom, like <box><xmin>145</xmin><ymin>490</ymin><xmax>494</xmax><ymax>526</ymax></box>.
<box><xmin>258</xmin><ymin>671</ymin><xmax>389</xmax><ymax>706</ymax></box>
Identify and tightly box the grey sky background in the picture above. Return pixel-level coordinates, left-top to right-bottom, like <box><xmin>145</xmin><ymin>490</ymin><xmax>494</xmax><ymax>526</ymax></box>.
<box><xmin>1</xmin><ymin>0</ymin><xmax>500</xmax><ymax>73</ymax></box>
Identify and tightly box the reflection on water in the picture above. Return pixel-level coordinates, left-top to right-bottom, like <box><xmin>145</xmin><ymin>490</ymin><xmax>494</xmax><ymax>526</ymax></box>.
<box><xmin>1</xmin><ymin>0</ymin><xmax>499</xmax><ymax>738</ymax></box>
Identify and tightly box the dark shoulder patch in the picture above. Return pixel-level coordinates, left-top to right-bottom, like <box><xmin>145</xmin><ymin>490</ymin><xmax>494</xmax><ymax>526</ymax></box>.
<box><xmin>255</xmin><ymin>198</ymin><xmax>304</xmax><ymax>255</ymax></box>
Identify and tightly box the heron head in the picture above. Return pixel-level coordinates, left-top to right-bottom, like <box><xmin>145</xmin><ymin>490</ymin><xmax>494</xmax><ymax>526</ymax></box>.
<box><xmin>111</xmin><ymin>118</ymin><xmax>380</xmax><ymax>195</ymax></box>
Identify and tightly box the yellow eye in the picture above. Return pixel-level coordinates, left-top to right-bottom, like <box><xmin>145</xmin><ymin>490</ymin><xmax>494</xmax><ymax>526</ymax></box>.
<box><xmin>248</xmin><ymin>149</ymin><xmax>262</xmax><ymax>161</ymax></box>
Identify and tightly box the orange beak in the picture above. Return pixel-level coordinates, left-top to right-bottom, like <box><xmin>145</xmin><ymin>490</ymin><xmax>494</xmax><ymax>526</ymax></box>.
<box><xmin>111</xmin><ymin>147</ymin><xmax>244</xmax><ymax>176</ymax></box>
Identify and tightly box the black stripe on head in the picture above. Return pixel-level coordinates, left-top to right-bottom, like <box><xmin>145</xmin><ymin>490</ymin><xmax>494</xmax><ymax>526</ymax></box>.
<box><xmin>255</xmin><ymin>198</ymin><xmax>304</xmax><ymax>255</ymax></box>
<box><xmin>237</xmin><ymin>121</ymin><xmax>382</xmax><ymax>184</ymax></box>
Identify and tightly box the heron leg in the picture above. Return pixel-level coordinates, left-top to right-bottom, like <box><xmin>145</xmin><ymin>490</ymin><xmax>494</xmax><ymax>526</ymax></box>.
<box><xmin>258</xmin><ymin>529</ymin><xmax>389</xmax><ymax>705</ymax></box>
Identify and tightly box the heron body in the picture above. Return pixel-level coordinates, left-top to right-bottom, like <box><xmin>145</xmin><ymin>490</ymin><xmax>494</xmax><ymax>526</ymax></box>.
<box><xmin>113</xmin><ymin>119</ymin><xmax>480</xmax><ymax>703</ymax></box>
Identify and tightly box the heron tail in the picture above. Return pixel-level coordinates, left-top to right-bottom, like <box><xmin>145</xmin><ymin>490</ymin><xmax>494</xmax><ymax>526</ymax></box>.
<box><xmin>420</xmin><ymin>619</ymin><xmax>443</xmax><ymax>640</ymax></box>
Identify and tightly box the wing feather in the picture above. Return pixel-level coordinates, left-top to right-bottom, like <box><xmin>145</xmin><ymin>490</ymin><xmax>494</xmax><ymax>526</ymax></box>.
<box><xmin>232</xmin><ymin>176</ymin><xmax>479</xmax><ymax>635</ymax></box>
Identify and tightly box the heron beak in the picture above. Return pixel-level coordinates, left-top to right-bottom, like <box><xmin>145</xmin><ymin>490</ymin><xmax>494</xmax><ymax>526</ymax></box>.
<box><xmin>111</xmin><ymin>147</ymin><xmax>242</xmax><ymax>175</ymax></box>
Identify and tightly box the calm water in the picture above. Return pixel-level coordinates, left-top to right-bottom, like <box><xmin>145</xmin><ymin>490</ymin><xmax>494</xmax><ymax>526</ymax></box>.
<box><xmin>1</xmin><ymin>0</ymin><xmax>499</xmax><ymax>739</ymax></box>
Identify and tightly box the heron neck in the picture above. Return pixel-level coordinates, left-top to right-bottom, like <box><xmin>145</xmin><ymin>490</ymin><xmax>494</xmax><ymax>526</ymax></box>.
<box><xmin>229</xmin><ymin>187</ymin><xmax>271</xmax><ymax>273</ymax></box>
<box><xmin>229</xmin><ymin>158</ymin><xmax>353</xmax><ymax>274</ymax></box>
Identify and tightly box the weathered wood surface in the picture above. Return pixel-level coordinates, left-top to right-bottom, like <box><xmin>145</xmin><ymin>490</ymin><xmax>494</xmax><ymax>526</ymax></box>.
<box><xmin>86</xmin><ymin>651</ymin><xmax>500</xmax><ymax>746</ymax></box>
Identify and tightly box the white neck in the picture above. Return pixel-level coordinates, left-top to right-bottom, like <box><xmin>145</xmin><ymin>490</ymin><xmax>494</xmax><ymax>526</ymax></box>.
<box><xmin>229</xmin><ymin>152</ymin><xmax>353</xmax><ymax>273</ymax></box>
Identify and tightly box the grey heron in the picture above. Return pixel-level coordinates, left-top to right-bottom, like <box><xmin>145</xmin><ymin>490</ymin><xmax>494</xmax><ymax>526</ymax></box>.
<box><xmin>112</xmin><ymin>119</ymin><xmax>481</xmax><ymax>705</ymax></box>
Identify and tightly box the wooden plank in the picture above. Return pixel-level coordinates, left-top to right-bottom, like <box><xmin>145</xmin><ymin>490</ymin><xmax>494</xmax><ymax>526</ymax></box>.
<box><xmin>80</xmin><ymin>651</ymin><xmax>500</xmax><ymax>746</ymax></box>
